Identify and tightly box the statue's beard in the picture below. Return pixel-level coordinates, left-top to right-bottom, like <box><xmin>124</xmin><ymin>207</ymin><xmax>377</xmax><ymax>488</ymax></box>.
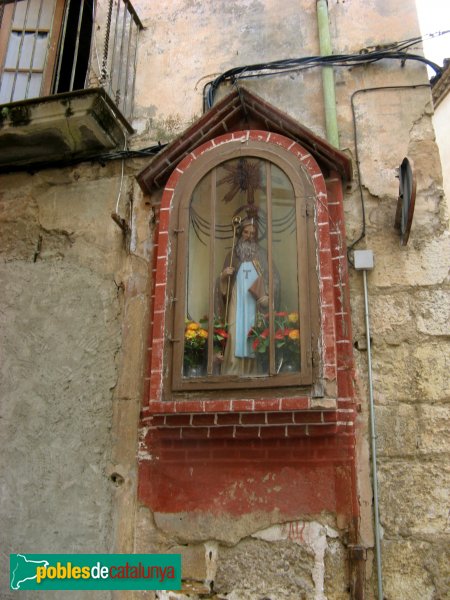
<box><xmin>236</xmin><ymin>239</ymin><xmax>258</xmax><ymax>262</ymax></box>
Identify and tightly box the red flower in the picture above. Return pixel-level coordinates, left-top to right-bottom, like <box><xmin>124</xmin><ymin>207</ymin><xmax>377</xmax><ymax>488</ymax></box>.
<box><xmin>275</xmin><ymin>329</ymin><xmax>285</xmax><ymax>340</ymax></box>
<box><xmin>215</xmin><ymin>328</ymin><xmax>228</xmax><ymax>338</ymax></box>
<box><xmin>261</xmin><ymin>328</ymin><xmax>270</xmax><ymax>338</ymax></box>
<box><xmin>252</xmin><ymin>338</ymin><xmax>261</xmax><ymax>350</ymax></box>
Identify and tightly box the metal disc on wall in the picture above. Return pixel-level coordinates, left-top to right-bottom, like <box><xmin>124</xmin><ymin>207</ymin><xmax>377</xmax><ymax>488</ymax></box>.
<box><xmin>394</xmin><ymin>156</ymin><xmax>416</xmax><ymax>246</ymax></box>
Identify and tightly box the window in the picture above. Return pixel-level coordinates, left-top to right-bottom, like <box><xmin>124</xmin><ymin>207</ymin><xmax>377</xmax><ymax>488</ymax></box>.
<box><xmin>169</xmin><ymin>139</ymin><xmax>319</xmax><ymax>392</ymax></box>
<box><xmin>0</xmin><ymin>0</ymin><xmax>93</xmax><ymax>104</ymax></box>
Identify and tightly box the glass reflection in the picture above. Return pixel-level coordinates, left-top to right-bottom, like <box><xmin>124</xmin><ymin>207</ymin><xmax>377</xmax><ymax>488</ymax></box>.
<box><xmin>271</xmin><ymin>164</ymin><xmax>300</xmax><ymax>373</ymax></box>
<box><xmin>184</xmin><ymin>171</ymin><xmax>211</xmax><ymax>377</ymax></box>
<box><xmin>183</xmin><ymin>157</ymin><xmax>300</xmax><ymax>377</ymax></box>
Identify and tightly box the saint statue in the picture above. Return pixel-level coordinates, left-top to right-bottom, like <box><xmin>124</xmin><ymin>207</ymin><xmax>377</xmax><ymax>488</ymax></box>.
<box><xmin>215</xmin><ymin>218</ymin><xmax>280</xmax><ymax>375</ymax></box>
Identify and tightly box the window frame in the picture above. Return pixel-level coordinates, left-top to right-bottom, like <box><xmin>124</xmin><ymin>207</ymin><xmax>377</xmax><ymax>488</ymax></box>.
<box><xmin>166</xmin><ymin>139</ymin><xmax>320</xmax><ymax>394</ymax></box>
<box><xmin>0</xmin><ymin>0</ymin><xmax>65</xmax><ymax>103</ymax></box>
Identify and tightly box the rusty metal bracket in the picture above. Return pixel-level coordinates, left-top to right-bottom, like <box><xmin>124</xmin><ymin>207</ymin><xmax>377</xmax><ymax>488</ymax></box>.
<box><xmin>348</xmin><ymin>545</ymin><xmax>367</xmax><ymax>600</ymax></box>
<box><xmin>111</xmin><ymin>211</ymin><xmax>130</xmax><ymax>235</ymax></box>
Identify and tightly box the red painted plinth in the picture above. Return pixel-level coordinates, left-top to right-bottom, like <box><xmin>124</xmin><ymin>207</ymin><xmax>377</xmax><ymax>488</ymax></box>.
<box><xmin>138</xmin><ymin>433</ymin><xmax>356</xmax><ymax>519</ymax></box>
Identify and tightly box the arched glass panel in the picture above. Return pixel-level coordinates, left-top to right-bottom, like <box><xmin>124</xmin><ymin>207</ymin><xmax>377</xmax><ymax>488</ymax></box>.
<box><xmin>183</xmin><ymin>157</ymin><xmax>301</xmax><ymax>379</ymax></box>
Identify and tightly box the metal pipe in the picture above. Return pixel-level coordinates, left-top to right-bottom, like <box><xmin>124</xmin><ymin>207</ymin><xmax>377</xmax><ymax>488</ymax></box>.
<box><xmin>108</xmin><ymin>0</ymin><xmax>121</xmax><ymax>97</ymax></box>
<box><xmin>316</xmin><ymin>0</ymin><xmax>339</xmax><ymax>148</ymax></box>
<box><xmin>122</xmin><ymin>10</ymin><xmax>134</xmax><ymax>115</ymax></box>
<box><xmin>128</xmin><ymin>22</ymin><xmax>139</xmax><ymax>120</ymax></box>
<box><xmin>116</xmin><ymin>2</ymin><xmax>128</xmax><ymax>107</ymax></box>
<box><xmin>362</xmin><ymin>268</ymin><xmax>383</xmax><ymax>600</ymax></box>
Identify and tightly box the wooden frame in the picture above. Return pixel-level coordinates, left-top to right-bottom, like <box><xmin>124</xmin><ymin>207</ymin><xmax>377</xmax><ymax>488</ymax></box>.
<box><xmin>167</xmin><ymin>140</ymin><xmax>320</xmax><ymax>394</ymax></box>
<box><xmin>0</xmin><ymin>0</ymin><xmax>66</xmax><ymax>103</ymax></box>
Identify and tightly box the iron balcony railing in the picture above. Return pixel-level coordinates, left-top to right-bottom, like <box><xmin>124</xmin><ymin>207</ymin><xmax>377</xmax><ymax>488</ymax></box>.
<box><xmin>95</xmin><ymin>0</ymin><xmax>143</xmax><ymax>121</ymax></box>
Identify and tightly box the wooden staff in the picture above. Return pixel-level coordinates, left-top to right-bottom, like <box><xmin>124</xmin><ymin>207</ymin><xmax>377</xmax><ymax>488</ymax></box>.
<box><xmin>224</xmin><ymin>215</ymin><xmax>241</xmax><ymax>324</ymax></box>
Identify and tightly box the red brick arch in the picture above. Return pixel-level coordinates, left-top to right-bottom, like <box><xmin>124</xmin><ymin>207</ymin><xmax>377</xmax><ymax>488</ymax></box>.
<box><xmin>139</xmin><ymin>129</ymin><xmax>358</xmax><ymax>524</ymax></box>
<box><xmin>146</xmin><ymin>130</ymin><xmax>353</xmax><ymax>418</ymax></box>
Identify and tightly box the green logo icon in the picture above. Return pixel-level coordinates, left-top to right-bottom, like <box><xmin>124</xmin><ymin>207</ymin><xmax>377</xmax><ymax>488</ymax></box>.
<box><xmin>10</xmin><ymin>554</ymin><xmax>181</xmax><ymax>590</ymax></box>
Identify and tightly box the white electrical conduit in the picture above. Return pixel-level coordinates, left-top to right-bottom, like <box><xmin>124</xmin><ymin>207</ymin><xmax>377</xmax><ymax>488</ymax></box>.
<box><xmin>362</xmin><ymin>268</ymin><xmax>384</xmax><ymax>600</ymax></box>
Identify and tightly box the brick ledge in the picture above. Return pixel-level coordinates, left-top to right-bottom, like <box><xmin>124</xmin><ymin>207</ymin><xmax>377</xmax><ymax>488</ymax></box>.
<box><xmin>144</xmin><ymin>396</ymin><xmax>338</xmax><ymax>415</ymax></box>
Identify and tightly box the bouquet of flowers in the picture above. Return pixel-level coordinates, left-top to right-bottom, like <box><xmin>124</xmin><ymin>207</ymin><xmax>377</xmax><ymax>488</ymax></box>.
<box><xmin>183</xmin><ymin>319</ymin><xmax>208</xmax><ymax>368</ymax></box>
<box><xmin>274</xmin><ymin>311</ymin><xmax>300</xmax><ymax>361</ymax></box>
<box><xmin>248</xmin><ymin>312</ymin><xmax>271</xmax><ymax>354</ymax></box>
<box><xmin>199</xmin><ymin>316</ymin><xmax>229</xmax><ymax>355</ymax></box>
<box><xmin>248</xmin><ymin>311</ymin><xmax>300</xmax><ymax>367</ymax></box>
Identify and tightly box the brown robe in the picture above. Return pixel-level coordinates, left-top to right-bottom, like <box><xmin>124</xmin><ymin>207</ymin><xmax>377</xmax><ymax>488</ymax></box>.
<box><xmin>214</xmin><ymin>246</ymin><xmax>280</xmax><ymax>375</ymax></box>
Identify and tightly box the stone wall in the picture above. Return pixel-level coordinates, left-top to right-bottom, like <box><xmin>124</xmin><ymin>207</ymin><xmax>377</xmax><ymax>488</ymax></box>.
<box><xmin>0</xmin><ymin>162</ymin><xmax>150</xmax><ymax>600</ymax></box>
<box><xmin>127</xmin><ymin>0</ymin><xmax>449</xmax><ymax>597</ymax></box>
<box><xmin>1</xmin><ymin>0</ymin><xmax>448</xmax><ymax>599</ymax></box>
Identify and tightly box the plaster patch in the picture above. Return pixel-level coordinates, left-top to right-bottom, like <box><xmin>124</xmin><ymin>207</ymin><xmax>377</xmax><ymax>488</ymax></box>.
<box><xmin>252</xmin><ymin>520</ymin><xmax>338</xmax><ymax>600</ymax></box>
<box><xmin>204</xmin><ymin>541</ymin><xmax>219</xmax><ymax>588</ymax></box>
<box><xmin>138</xmin><ymin>426</ymin><xmax>155</xmax><ymax>461</ymax></box>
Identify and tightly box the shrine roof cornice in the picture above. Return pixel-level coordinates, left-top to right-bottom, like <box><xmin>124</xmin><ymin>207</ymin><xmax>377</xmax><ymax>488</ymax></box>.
<box><xmin>136</xmin><ymin>87</ymin><xmax>353</xmax><ymax>193</ymax></box>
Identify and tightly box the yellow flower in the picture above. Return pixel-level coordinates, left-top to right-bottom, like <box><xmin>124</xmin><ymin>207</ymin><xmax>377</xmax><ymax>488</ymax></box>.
<box><xmin>198</xmin><ymin>329</ymin><xmax>208</xmax><ymax>338</ymax></box>
<box><xmin>288</xmin><ymin>329</ymin><xmax>300</xmax><ymax>340</ymax></box>
<box><xmin>187</xmin><ymin>322</ymin><xmax>200</xmax><ymax>330</ymax></box>
<box><xmin>288</xmin><ymin>312</ymin><xmax>299</xmax><ymax>324</ymax></box>
<box><xmin>185</xmin><ymin>329</ymin><xmax>197</xmax><ymax>339</ymax></box>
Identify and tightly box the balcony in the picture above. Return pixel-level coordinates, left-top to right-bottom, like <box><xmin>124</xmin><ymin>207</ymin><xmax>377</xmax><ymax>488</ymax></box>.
<box><xmin>0</xmin><ymin>0</ymin><xmax>143</xmax><ymax>172</ymax></box>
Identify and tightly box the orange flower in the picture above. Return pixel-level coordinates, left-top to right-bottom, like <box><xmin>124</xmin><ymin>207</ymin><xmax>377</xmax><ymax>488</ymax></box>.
<box><xmin>288</xmin><ymin>329</ymin><xmax>300</xmax><ymax>340</ymax></box>
<box><xmin>187</xmin><ymin>322</ymin><xmax>200</xmax><ymax>330</ymax></box>
<box><xmin>185</xmin><ymin>329</ymin><xmax>197</xmax><ymax>339</ymax></box>
<box><xmin>198</xmin><ymin>329</ymin><xmax>208</xmax><ymax>338</ymax></box>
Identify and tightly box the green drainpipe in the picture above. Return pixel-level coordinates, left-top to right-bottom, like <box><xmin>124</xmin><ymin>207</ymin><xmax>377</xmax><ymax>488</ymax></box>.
<box><xmin>316</xmin><ymin>0</ymin><xmax>339</xmax><ymax>148</ymax></box>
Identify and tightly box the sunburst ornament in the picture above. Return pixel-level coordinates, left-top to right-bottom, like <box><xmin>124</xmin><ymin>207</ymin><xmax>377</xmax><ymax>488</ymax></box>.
<box><xmin>217</xmin><ymin>158</ymin><xmax>263</xmax><ymax>206</ymax></box>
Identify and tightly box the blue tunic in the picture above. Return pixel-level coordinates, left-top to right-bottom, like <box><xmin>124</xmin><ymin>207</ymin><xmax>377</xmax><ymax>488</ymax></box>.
<box><xmin>235</xmin><ymin>261</ymin><xmax>258</xmax><ymax>357</ymax></box>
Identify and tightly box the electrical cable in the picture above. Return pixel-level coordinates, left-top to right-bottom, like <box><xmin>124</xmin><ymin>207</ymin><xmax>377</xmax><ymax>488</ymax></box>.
<box><xmin>0</xmin><ymin>142</ymin><xmax>166</xmax><ymax>175</ymax></box>
<box><xmin>203</xmin><ymin>32</ymin><xmax>448</xmax><ymax>109</ymax></box>
<box><xmin>348</xmin><ymin>84</ymin><xmax>430</xmax><ymax>265</ymax></box>
<box><xmin>115</xmin><ymin>136</ymin><xmax>127</xmax><ymax>214</ymax></box>
<box><xmin>4</xmin><ymin>33</ymin><xmax>444</xmax><ymax>183</ymax></box>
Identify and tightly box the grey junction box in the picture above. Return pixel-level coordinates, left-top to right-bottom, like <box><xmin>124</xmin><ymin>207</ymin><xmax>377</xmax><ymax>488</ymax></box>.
<box><xmin>353</xmin><ymin>250</ymin><xmax>375</xmax><ymax>270</ymax></box>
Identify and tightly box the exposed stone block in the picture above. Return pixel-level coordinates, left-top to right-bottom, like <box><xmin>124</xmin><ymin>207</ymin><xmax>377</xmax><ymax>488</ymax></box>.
<box><xmin>36</xmin><ymin>175</ymin><xmax>125</xmax><ymax>273</ymax></box>
<box><xmin>366</xmin><ymin>293</ymin><xmax>412</xmax><ymax>338</ymax></box>
<box><xmin>378</xmin><ymin>461</ymin><xmax>449</xmax><ymax>536</ymax></box>
<box><xmin>415</xmin><ymin>341</ymin><xmax>450</xmax><ymax>401</ymax></box>
<box><xmin>323</xmin><ymin>538</ymin><xmax>349</xmax><ymax>600</ymax></box>
<box><xmin>170</xmin><ymin>544</ymin><xmax>208</xmax><ymax>582</ymax></box>
<box><xmin>415</xmin><ymin>289</ymin><xmax>450</xmax><ymax>336</ymax></box>
<box><xmin>370</xmin><ymin>233</ymin><xmax>450</xmax><ymax>288</ymax></box>
<box><xmin>214</xmin><ymin>538</ymin><xmax>315</xmax><ymax>599</ymax></box>
<box><xmin>382</xmin><ymin>538</ymin><xmax>449</xmax><ymax>600</ymax></box>
<box><xmin>115</xmin><ymin>293</ymin><xmax>149</xmax><ymax>399</ymax></box>
<box><xmin>376</xmin><ymin>403</ymin><xmax>419</xmax><ymax>457</ymax></box>
<box><xmin>370</xmin><ymin>344</ymin><xmax>417</xmax><ymax>403</ymax></box>
<box><xmin>416</xmin><ymin>404</ymin><xmax>450</xmax><ymax>455</ymax></box>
